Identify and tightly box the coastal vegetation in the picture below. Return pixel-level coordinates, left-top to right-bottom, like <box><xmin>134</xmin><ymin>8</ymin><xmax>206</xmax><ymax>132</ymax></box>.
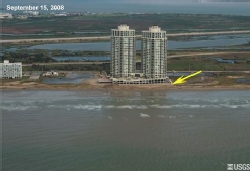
<box><xmin>141</xmin><ymin>53</ymin><xmax>250</xmax><ymax>71</ymax></box>
<box><xmin>19</xmin><ymin>53</ymin><xmax>250</xmax><ymax>72</ymax></box>
<box><xmin>2</xmin><ymin>13</ymin><xmax>250</xmax><ymax>39</ymax></box>
<box><xmin>23</xmin><ymin>63</ymin><xmax>110</xmax><ymax>73</ymax></box>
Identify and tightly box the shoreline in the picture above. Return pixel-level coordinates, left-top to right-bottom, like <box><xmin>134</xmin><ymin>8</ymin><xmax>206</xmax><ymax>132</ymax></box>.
<box><xmin>1</xmin><ymin>82</ymin><xmax>250</xmax><ymax>91</ymax></box>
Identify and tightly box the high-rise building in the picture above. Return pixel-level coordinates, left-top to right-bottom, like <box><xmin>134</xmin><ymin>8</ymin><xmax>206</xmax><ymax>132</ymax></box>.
<box><xmin>142</xmin><ymin>26</ymin><xmax>167</xmax><ymax>79</ymax></box>
<box><xmin>0</xmin><ymin>60</ymin><xmax>22</xmax><ymax>79</ymax></box>
<box><xmin>110</xmin><ymin>24</ymin><xmax>136</xmax><ymax>78</ymax></box>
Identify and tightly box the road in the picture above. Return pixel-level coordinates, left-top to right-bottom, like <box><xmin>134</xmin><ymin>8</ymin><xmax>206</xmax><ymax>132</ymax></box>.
<box><xmin>166</xmin><ymin>30</ymin><xmax>250</xmax><ymax>37</ymax></box>
<box><xmin>22</xmin><ymin>61</ymin><xmax>110</xmax><ymax>66</ymax></box>
<box><xmin>1</xmin><ymin>36</ymin><xmax>111</xmax><ymax>43</ymax></box>
<box><xmin>167</xmin><ymin>51</ymin><xmax>250</xmax><ymax>58</ymax></box>
<box><xmin>1</xmin><ymin>30</ymin><xmax>250</xmax><ymax>43</ymax></box>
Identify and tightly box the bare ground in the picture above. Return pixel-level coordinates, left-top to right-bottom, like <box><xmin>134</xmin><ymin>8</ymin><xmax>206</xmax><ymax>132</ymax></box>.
<box><xmin>1</xmin><ymin>78</ymin><xmax>249</xmax><ymax>91</ymax></box>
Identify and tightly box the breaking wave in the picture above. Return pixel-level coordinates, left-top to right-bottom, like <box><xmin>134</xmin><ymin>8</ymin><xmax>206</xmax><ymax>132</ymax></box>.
<box><xmin>140</xmin><ymin>113</ymin><xmax>150</xmax><ymax>118</ymax></box>
<box><xmin>2</xmin><ymin>103</ymin><xmax>250</xmax><ymax>111</ymax></box>
<box><xmin>2</xmin><ymin>105</ymin><xmax>39</xmax><ymax>111</ymax></box>
<box><xmin>150</xmin><ymin>104</ymin><xmax>250</xmax><ymax>109</ymax></box>
<box><xmin>73</xmin><ymin>105</ymin><xmax>102</xmax><ymax>110</ymax></box>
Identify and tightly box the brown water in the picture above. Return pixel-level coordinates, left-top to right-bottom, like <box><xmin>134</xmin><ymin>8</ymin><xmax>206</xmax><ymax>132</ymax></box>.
<box><xmin>1</xmin><ymin>90</ymin><xmax>250</xmax><ymax>171</ymax></box>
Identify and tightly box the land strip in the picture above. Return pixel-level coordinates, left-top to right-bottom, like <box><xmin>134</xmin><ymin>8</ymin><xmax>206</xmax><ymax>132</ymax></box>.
<box><xmin>167</xmin><ymin>51</ymin><xmax>250</xmax><ymax>58</ymax></box>
<box><xmin>21</xmin><ymin>51</ymin><xmax>250</xmax><ymax>66</ymax></box>
<box><xmin>1</xmin><ymin>30</ymin><xmax>250</xmax><ymax>43</ymax></box>
<box><xmin>22</xmin><ymin>61</ymin><xmax>110</xmax><ymax>66</ymax></box>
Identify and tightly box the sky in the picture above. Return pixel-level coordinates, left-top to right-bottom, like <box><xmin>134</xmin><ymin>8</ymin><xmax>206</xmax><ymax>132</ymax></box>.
<box><xmin>3</xmin><ymin>0</ymin><xmax>195</xmax><ymax>3</ymax></box>
<box><xmin>2</xmin><ymin>0</ymin><xmax>249</xmax><ymax>5</ymax></box>
<box><xmin>2</xmin><ymin>0</ymin><xmax>197</xmax><ymax>7</ymax></box>
<box><xmin>2</xmin><ymin>0</ymin><xmax>249</xmax><ymax>12</ymax></box>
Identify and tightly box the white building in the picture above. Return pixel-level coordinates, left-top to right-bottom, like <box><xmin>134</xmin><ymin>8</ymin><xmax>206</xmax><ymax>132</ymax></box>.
<box><xmin>42</xmin><ymin>71</ymin><xmax>58</xmax><ymax>76</ymax></box>
<box><xmin>23</xmin><ymin>11</ymin><xmax>39</xmax><ymax>16</ymax></box>
<box><xmin>54</xmin><ymin>13</ymin><xmax>67</xmax><ymax>17</ymax></box>
<box><xmin>0</xmin><ymin>13</ymin><xmax>13</xmax><ymax>19</ymax></box>
<box><xmin>0</xmin><ymin>60</ymin><xmax>22</xmax><ymax>79</ymax></box>
<box><xmin>141</xmin><ymin>26</ymin><xmax>167</xmax><ymax>79</ymax></box>
<box><xmin>110</xmin><ymin>24</ymin><xmax>136</xmax><ymax>78</ymax></box>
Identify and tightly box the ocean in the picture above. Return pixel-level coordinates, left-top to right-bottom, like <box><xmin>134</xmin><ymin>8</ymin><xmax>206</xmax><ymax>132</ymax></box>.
<box><xmin>1</xmin><ymin>89</ymin><xmax>250</xmax><ymax>171</ymax></box>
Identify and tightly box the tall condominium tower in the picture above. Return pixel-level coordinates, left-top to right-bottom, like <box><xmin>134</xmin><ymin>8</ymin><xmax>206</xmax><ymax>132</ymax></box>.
<box><xmin>142</xmin><ymin>26</ymin><xmax>167</xmax><ymax>79</ymax></box>
<box><xmin>110</xmin><ymin>25</ymin><xmax>136</xmax><ymax>78</ymax></box>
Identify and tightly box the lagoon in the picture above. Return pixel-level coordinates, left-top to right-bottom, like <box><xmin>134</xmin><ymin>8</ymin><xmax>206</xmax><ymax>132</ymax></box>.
<box><xmin>28</xmin><ymin>34</ymin><xmax>250</xmax><ymax>51</ymax></box>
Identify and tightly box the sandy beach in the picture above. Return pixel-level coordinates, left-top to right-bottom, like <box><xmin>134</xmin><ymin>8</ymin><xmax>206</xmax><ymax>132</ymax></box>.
<box><xmin>1</xmin><ymin>79</ymin><xmax>250</xmax><ymax>91</ymax></box>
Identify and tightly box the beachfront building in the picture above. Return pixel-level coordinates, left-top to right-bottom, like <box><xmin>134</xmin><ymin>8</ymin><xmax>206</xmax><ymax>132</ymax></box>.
<box><xmin>142</xmin><ymin>26</ymin><xmax>167</xmax><ymax>79</ymax></box>
<box><xmin>110</xmin><ymin>24</ymin><xmax>136</xmax><ymax>78</ymax></box>
<box><xmin>102</xmin><ymin>25</ymin><xmax>171</xmax><ymax>84</ymax></box>
<box><xmin>0</xmin><ymin>60</ymin><xmax>22</xmax><ymax>79</ymax></box>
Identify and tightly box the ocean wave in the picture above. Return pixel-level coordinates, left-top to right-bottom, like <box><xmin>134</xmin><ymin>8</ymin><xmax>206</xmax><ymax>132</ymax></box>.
<box><xmin>150</xmin><ymin>104</ymin><xmax>250</xmax><ymax>109</ymax></box>
<box><xmin>168</xmin><ymin>97</ymin><xmax>250</xmax><ymax>104</ymax></box>
<box><xmin>47</xmin><ymin>104</ymin><xmax>102</xmax><ymax>110</ymax></box>
<box><xmin>2</xmin><ymin>102</ymin><xmax>250</xmax><ymax>112</ymax></box>
<box><xmin>117</xmin><ymin>105</ymin><xmax>148</xmax><ymax>109</ymax></box>
<box><xmin>105</xmin><ymin>105</ymin><xmax>148</xmax><ymax>109</ymax></box>
<box><xmin>140</xmin><ymin>113</ymin><xmax>150</xmax><ymax>118</ymax></box>
<box><xmin>73</xmin><ymin>105</ymin><xmax>102</xmax><ymax>110</ymax></box>
<box><xmin>2</xmin><ymin>105</ymin><xmax>39</xmax><ymax>111</ymax></box>
<box><xmin>158</xmin><ymin>115</ymin><xmax>192</xmax><ymax>119</ymax></box>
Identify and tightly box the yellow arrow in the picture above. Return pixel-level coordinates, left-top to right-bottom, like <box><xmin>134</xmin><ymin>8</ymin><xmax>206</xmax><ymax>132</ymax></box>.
<box><xmin>173</xmin><ymin>71</ymin><xmax>202</xmax><ymax>85</ymax></box>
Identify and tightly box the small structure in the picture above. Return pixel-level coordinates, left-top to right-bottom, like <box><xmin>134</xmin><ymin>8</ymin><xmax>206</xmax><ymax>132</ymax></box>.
<box><xmin>0</xmin><ymin>13</ymin><xmax>13</xmax><ymax>19</ymax></box>
<box><xmin>17</xmin><ymin>15</ymin><xmax>28</xmax><ymax>19</ymax></box>
<box><xmin>23</xmin><ymin>11</ymin><xmax>39</xmax><ymax>16</ymax></box>
<box><xmin>42</xmin><ymin>71</ymin><xmax>58</xmax><ymax>77</ymax></box>
<box><xmin>54</xmin><ymin>13</ymin><xmax>67</xmax><ymax>17</ymax></box>
<box><xmin>0</xmin><ymin>60</ymin><xmax>22</xmax><ymax>79</ymax></box>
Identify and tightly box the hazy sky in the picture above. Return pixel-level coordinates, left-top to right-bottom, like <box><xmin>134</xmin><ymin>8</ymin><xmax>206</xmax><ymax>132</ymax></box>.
<box><xmin>2</xmin><ymin>0</ymin><xmax>249</xmax><ymax>9</ymax></box>
<box><xmin>4</xmin><ymin>0</ymin><xmax>192</xmax><ymax>2</ymax></box>
<box><xmin>2</xmin><ymin>0</ymin><xmax>201</xmax><ymax>5</ymax></box>
<box><xmin>2</xmin><ymin>0</ymin><xmax>250</xmax><ymax>15</ymax></box>
<box><xmin>3</xmin><ymin>0</ymin><xmax>249</xmax><ymax>5</ymax></box>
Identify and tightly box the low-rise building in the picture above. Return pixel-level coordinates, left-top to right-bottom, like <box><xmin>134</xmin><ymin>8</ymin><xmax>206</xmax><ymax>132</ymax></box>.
<box><xmin>23</xmin><ymin>11</ymin><xmax>39</xmax><ymax>16</ymax></box>
<box><xmin>42</xmin><ymin>71</ymin><xmax>58</xmax><ymax>76</ymax></box>
<box><xmin>54</xmin><ymin>13</ymin><xmax>67</xmax><ymax>17</ymax></box>
<box><xmin>17</xmin><ymin>15</ymin><xmax>28</xmax><ymax>19</ymax></box>
<box><xmin>0</xmin><ymin>13</ymin><xmax>13</xmax><ymax>19</ymax></box>
<box><xmin>0</xmin><ymin>60</ymin><xmax>22</xmax><ymax>79</ymax></box>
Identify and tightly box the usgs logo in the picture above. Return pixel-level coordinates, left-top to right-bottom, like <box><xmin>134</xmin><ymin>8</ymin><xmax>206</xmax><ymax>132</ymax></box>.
<box><xmin>227</xmin><ymin>164</ymin><xmax>250</xmax><ymax>170</ymax></box>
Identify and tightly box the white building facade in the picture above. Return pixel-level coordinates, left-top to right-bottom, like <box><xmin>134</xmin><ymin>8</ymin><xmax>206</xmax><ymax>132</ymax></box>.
<box><xmin>111</xmin><ymin>25</ymin><xmax>136</xmax><ymax>78</ymax></box>
<box><xmin>142</xmin><ymin>26</ymin><xmax>167</xmax><ymax>79</ymax></box>
<box><xmin>0</xmin><ymin>13</ymin><xmax>13</xmax><ymax>19</ymax></box>
<box><xmin>0</xmin><ymin>60</ymin><xmax>22</xmax><ymax>79</ymax></box>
